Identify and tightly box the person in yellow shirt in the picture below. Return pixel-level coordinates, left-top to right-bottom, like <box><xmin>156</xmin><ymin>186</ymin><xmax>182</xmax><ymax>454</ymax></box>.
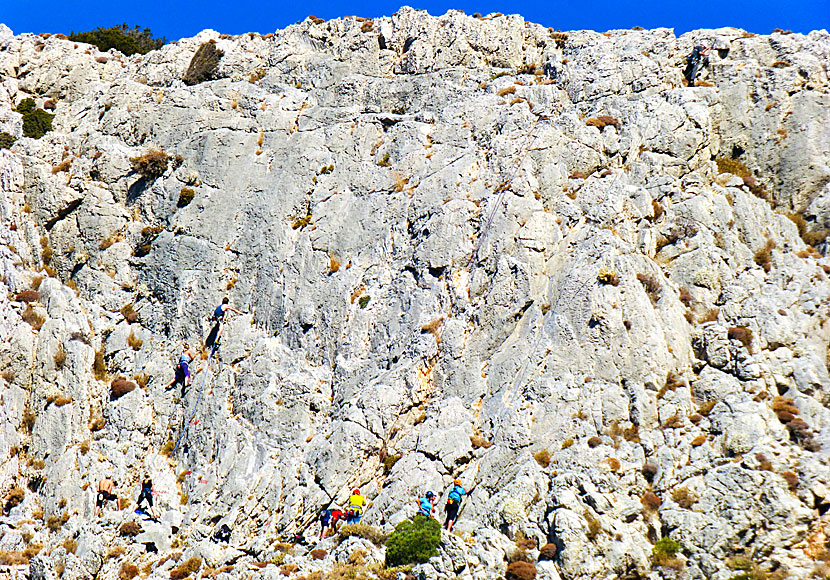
<box><xmin>346</xmin><ymin>489</ymin><xmax>365</xmax><ymax>524</ymax></box>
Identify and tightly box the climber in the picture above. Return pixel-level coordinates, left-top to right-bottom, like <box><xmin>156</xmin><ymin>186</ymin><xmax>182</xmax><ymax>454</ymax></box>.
<box><xmin>320</xmin><ymin>507</ymin><xmax>345</xmax><ymax>539</ymax></box>
<box><xmin>418</xmin><ymin>491</ymin><xmax>436</xmax><ymax>518</ymax></box>
<box><xmin>346</xmin><ymin>489</ymin><xmax>365</xmax><ymax>524</ymax></box>
<box><xmin>444</xmin><ymin>479</ymin><xmax>465</xmax><ymax>531</ymax></box>
<box><xmin>683</xmin><ymin>42</ymin><xmax>710</xmax><ymax>86</ymax></box>
<box><xmin>94</xmin><ymin>472</ymin><xmax>117</xmax><ymax>517</ymax></box>
<box><xmin>166</xmin><ymin>343</ymin><xmax>195</xmax><ymax>392</ymax></box>
<box><xmin>135</xmin><ymin>473</ymin><xmax>158</xmax><ymax>519</ymax></box>
<box><xmin>207</xmin><ymin>297</ymin><xmax>242</xmax><ymax>352</ymax></box>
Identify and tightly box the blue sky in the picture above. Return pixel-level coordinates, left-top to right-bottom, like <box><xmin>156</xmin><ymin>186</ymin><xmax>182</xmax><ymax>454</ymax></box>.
<box><xmin>1</xmin><ymin>0</ymin><xmax>828</xmax><ymax>41</ymax></box>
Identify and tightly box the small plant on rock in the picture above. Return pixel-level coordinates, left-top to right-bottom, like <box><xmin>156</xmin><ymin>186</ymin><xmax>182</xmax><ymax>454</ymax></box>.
<box><xmin>538</xmin><ymin>543</ymin><xmax>557</xmax><ymax>561</ymax></box>
<box><xmin>505</xmin><ymin>561</ymin><xmax>537</xmax><ymax>580</ymax></box>
<box><xmin>183</xmin><ymin>42</ymin><xmax>223</xmax><ymax>85</ymax></box>
<box><xmin>16</xmin><ymin>99</ymin><xmax>54</xmax><ymax>139</ymax></box>
<box><xmin>111</xmin><ymin>378</ymin><xmax>136</xmax><ymax>400</ymax></box>
<box><xmin>727</xmin><ymin>326</ymin><xmax>753</xmax><ymax>351</ymax></box>
<box><xmin>641</xmin><ymin>491</ymin><xmax>662</xmax><ymax>511</ymax></box>
<box><xmin>68</xmin><ymin>24</ymin><xmax>165</xmax><ymax>55</ymax></box>
<box><xmin>178</xmin><ymin>187</ymin><xmax>195</xmax><ymax>208</ymax></box>
<box><xmin>597</xmin><ymin>266</ymin><xmax>620</xmax><ymax>286</ymax></box>
<box><xmin>636</xmin><ymin>273</ymin><xmax>661</xmax><ymax>304</ymax></box>
<box><xmin>130</xmin><ymin>149</ymin><xmax>169</xmax><ymax>179</ymax></box>
<box><xmin>127</xmin><ymin>331</ymin><xmax>143</xmax><ymax>351</ymax></box>
<box><xmin>119</xmin><ymin>563</ymin><xmax>139</xmax><ymax>580</ymax></box>
<box><xmin>16</xmin><ymin>290</ymin><xmax>40</xmax><ymax>303</ymax></box>
<box><xmin>22</xmin><ymin>305</ymin><xmax>45</xmax><ymax>330</ymax></box>
<box><xmin>652</xmin><ymin>537</ymin><xmax>683</xmax><ymax>569</ymax></box>
<box><xmin>169</xmin><ymin>557</ymin><xmax>201</xmax><ymax>580</ymax></box>
<box><xmin>533</xmin><ymin>449</ymin><xmax>551</xmax><ymax>467</ymax></box>
<box><xmin>585</xmin><ymin>116</ymin><xmax>621</xmax><ymax>130</ymax></box>
<box><xmin>119</xmin><ymin>521</ymin><xmax>142</xmax><ymax>537</ymax></box>
<box><xmin>754</xmin><ymin>238</ymin><xmax>776</xmax><ymax>273</ymax></box>
<box><xmin>0</xmin><ymin>132</ymin><xmax>16</xmax><ymax>149</ymax></box>
<box><xmin>4</xmin><ymin>488</ymin><xmax>25</xmax><ymax>513</ymax></box>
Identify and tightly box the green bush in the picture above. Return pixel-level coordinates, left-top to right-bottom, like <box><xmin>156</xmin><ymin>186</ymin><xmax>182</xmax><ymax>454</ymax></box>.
<box><xmin>68</xmin><ymin>24</ymin><xmax>165</xmax><ymax>55</ymax></box>
<box><xmin>652</xmin><ymin>536</ymin><xmax>683</xmax><ymax>569</ymax></box>
<box><xmin>0</xmin><ymin>132</ymin><xmax>16</xmax><ymax>150</ymax></box>
<box><xmin>16</xmin><ymin>99</ymin><xmax>53</xmax><ymax>139</ymax></box>
<box><xmin>183</xmin><ymin>42</ymin><xmax>224</xmax><ymax>86</ymax></box>
<box><xmin>385</xmin><ymin>514</ymin><xmax>441</xmax><ymax>567</ymax></box>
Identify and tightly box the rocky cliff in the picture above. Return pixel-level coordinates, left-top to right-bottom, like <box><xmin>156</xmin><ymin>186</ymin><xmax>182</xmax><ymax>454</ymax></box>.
<box><xmin>1</xmin><ymin>8</ymin><xmax>830</xmax><ymax>580</ymax></box>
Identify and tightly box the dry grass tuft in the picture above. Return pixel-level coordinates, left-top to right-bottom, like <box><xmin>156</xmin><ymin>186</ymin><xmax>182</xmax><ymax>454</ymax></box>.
<box><xmin>585</xmin><ymin>116</ymin><xmax>621</xmax><ymax>130</ymax></box>
<box><xmin>52</xmin><ymin>159</ymin><xmax>72</xmax><ymax>174</ymax></box>
<box><xmin>16</xmin><ymin>290</ymin><xmax>40</xmax><ymax>303</ymax></box>
<box><xmin>130</xmin><ymin>149</ymin><xmax>169</xmax><ymax>179</ymax></box>
<box><xmin>53</xmin><ymin>345</ymin><xmax>67</xmax><ymax>369</ymax></box>
<box><xmin>671</xmin><ymin>487</ymin><xmax>697</xmax><ymax>509</ymax></box>
<box><xmin>126</xmin><ymin>331</ymin><xmax>143</xmax><ymax>351</ymax></box>
<box><xmin>22</xmin><ymin>305</ymin><xmax>46</xmax><ymax>330</ymax></box>
<box><xmin>727</xmin><ymin>326</ymin><xmax>753</xmax><ymax>350</ymax></box>
<box><xmin>119</xmin><ymin>521</ymin><xmax>142</xmax><ymax>537</ymax></box>
<box><xmin>93</xmin><ymin>349</ymin><xmax>107</xmax><ymax>381</ymax></box>
<box><xmin>597</xmin><ymin>266</ymin><xmax>620</xmax><ymax>286</ymax></box>
<box><xmin>119</xmin><ymin>563</ymin><xmax>139</xmax><ymax>580</ymax></box>
<box><xmin>497</xmin><ymin>86</ymin><xmax>517</xmax><ymax>97</ymax></box>
<box><xmin>392</xmin><ymin>173</ymin><xmax>409</xmax><ymax>192</ymax></box>
<box><xmin>534</xmin><ymin>449</ymin><xmax>551</xmax><ymax>467</ymax></box>
<box><xmin>4</xmin><ymin>488</ymin><xmax>25</xmax><ymax>512</ymax></box>
<box><xmin>641</xmin><ymin>491</ymin><xmax>662</xmax><ymax>511</ymax></box>
<box><xmin>636</xmin><ymin>273</ymin><xmax>661</xmax><ymax>304</ymax></box>
<box><xmin>169</xmin><ymin>557</ymin><xmax>201</xmax><ymax>580</ymax></box>
<box><xmin>111</xmin><ymin>378</ymin><xmax>136</xmax><ymax>400</ymax></box>
<box><xmin>505</xmin><ymin>560</ymin><xmax>537</xmax><ymax>580</ymax></box>
<box><xmin>754</xmin><ymin>238</ymin><xmax>776</xmax><ymax>273</ymax></box>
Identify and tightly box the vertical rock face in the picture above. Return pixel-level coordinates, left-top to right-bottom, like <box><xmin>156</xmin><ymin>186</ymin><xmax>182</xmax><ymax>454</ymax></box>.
<box><xmin>1</xmin><ymin>9</ymin><xmax>830</xmax><ymax>580</ymax></box>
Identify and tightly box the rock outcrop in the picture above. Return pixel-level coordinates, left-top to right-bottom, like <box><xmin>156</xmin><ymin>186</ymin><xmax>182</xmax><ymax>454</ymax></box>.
<box><xmin>1</xmin><ymin>9</ymin><xmax>830</xmax><ymax>580</ymax></box>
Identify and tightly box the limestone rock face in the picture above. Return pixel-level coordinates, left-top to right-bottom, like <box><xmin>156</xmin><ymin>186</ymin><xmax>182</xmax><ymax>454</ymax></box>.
<box><xmin>1</xmin><ymin>10</ymin><xmax>830</xmax><ymax>580</ymax></box>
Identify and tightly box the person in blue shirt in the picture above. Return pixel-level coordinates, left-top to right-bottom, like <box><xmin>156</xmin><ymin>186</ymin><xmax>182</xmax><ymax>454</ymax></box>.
<box><xmin>444</xmin><ymin>479</ymin><xmax>465</xmax><ymax>531</ymax></box>
<box><xmin>418</xmin><ymin>491</ymin><xmax>436</xmax><ymax>518</ymax></box>
<box><xmin>208</xmin><ymin>298</ymin><xmax>241</xmax><ymax>352</ymax></box>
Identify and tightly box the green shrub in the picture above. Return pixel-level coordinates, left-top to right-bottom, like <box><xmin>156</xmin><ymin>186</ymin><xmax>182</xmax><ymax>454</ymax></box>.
<box><xmin>16</xmin><ymin>99</ymin><xmax>53</xmax><ymax>139</ymax></box>
<box><xmin>358</xmin><ymin>295</ymin><xmax>371</xmax><ymax>309</ymax></box>
<box><xmin>183</xmin><ymin>42</ymin><xmax>224</xmax><ymax>85</ymax></box>
<box><xmin>68</xmin><ymin>24</ymin><xmax>165</xmax><ymax>55</ymax></box>
<box><xmin>652</xmin><ymin>537</ymin><xmax>682</xmax><ymax>569</ymax></box>
<box><xmin>0</xmin><ymin>132</ymin><xmax>16</xmax><ymax>150</ymax></box>
<box><xmin>385</xmin><ymin>514</ymin><xmax>441</xmax><ymax>567</ymax></box>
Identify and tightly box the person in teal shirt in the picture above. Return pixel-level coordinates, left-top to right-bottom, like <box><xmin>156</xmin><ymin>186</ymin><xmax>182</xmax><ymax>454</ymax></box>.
<box><xmin>444</xmin><ymin>479</ymin><xmax>465</xmax><ymax>531</ymax></box>
<box><xmin>418</xmin><ymin>491</ymin><xmax>436</xmax><ymax>518</ymax></box>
